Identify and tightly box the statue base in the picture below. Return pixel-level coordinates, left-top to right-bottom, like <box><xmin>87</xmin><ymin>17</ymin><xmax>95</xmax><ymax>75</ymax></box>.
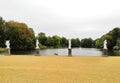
<box><xmin>35</xmin><ymin>48</ymin><xmax>40</xmax><ymax>56</ymax></box>
<box><xmin>68</xmin><ymin>48</ymin><xmax>72</xmax><ymax>57</ymax></box>
<box><xmin>103</xmin><ymin>49</ymin><xmax>108</xmax><ymax>56</ymax></box>
<box><xmin>6</xmin><ymin>48</ymin><xmax>11</xmax><ymax>56</ymax></box>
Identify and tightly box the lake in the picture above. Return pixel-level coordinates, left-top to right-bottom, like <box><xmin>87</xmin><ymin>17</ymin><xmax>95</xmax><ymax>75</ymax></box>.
<box><xmin>0</xmin><ymin>48</ymin><xmax>119</xmax><ymax>56</ymax></box>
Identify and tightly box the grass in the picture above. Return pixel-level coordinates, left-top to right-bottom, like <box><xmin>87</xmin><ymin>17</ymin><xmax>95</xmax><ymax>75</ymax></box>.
<box><xmin>0</xmin><ymin>56</ymin><xmax>120</xmax><ymax>83</ymax></box>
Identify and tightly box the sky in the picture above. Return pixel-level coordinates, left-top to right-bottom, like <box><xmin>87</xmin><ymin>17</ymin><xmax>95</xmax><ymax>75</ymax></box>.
<box><xmin>1</xmin><ymin>0</ymin><xmax>120</xmax><ymax>39</ymax></box>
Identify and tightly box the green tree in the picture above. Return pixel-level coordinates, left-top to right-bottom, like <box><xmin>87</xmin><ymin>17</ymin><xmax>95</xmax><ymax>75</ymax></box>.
<box><xmin>81</xmin><ymin>38</ymin><xmax>93</xmax><ymax>48</ymax></box>
<box><xmin>95</xmin><ymin>38</ymin><xmax>102</xmax><ymax>48</ymax></box>
<box><xmin>0</xmin><ymin>17</ymin><xmax>6</xmax><ymax>48</ymax></box>
<box><xmin>71</xmin><ymin>38</ymin><xmax>80</xmax><ymax>47</ymax></box>
<box><xmin>116</xmin><ymin>38</ymin><xmax>120</xmax><ymax>48</ymax></box>
<box><xmin>52</xmin><ymin>35</ymin><xmax>61</xmax><ymax>48</ymax></box>
<box><xmin>110</xmin><ymin>28</ymin><xmax>120</xmax><ymax>49</ymax></box>
<box><xmin>60</xmin><ymin>37</ymin><xmax>68</xmax><ymax>47</ymax></box>
<box><xmin>45</xmin><ymin>36</ymin><xmax>54</xmax><ymax>47</ymax></box>
<box><xmin>38</xmin><ymin>32</ymin><xmax>47</xmax><ymax>45</ymax></box>
<box><xmin>5</xmin><ymin>21</ymin><xmax>36</xmax><ymax>50</ymax></box>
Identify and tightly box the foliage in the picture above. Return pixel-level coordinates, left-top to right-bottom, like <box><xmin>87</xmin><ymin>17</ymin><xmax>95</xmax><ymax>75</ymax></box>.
<box><xmin>37</xmin><ymin>32</ymin><xmax>81</xmax><ymax>48</ymax></box>
<box><xmin>38</xmin><ymin>32</ymin><xmax>47</xmax><ymax>45</ymax></box>
<box><xmin>5</xmin><ymin>21</ymin><xmax>36</xmax><ymax>50</ymax></box>
<box><xmin>45</xmin><ymin>36</ymin><xmax>54</xmax><ymax>47</ymax></box>
<box><xmin>71</xmin><ymin>38</ymin><xmax>80</xmax><ymax>47</ymax></box>
<box><xmin>0</xmin><ymin>48</ymin><xmax>5</xmax><ymax>52</ymax></box>
<box><xmin>38</xmin><ymin>43</ymin><xmax>47</xmax><ymax>49</ymax></box>
<box><xmin>0</xmin><ymin>17</ymin><xmax>6</xmax><ymax>48</ymax></box>
<box><xmin>95</xmin><ymin>38</ymin><xmax>103</xmax><ymax>48</ymax></box>
<box><xmin>52</xmin><ymin>35</ymin><xmax>61</xmax><ymax>48</ymax></box>
<box><xmin>113</xmin><ymin>46</ymin><xmax>119</xmax><ymax>51</ymax></box>
<box><xmin>81</xmin><ymin>38</ymin><xmax>93</xmax><ymax>48</ymax></box>
<box><xmin>60</xmin><ymin>37</ymin><xmax>68</xmax><ymax>47</ymax></box>
<box><xmin>95</xmin><ymin>27</ymin><xmax>120</xmax><ymax>49</ymax></box>
<box><xmin>116</xmin><ymin>38</ymin><xmax>120</xmax><ymax>47</ymax></box>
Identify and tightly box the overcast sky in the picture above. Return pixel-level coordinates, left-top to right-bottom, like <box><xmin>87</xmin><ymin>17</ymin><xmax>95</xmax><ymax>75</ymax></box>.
<box><xmin>1</xmin><ymin>0</ymin><xmax>120</xmax><ymax>39</ymax></box>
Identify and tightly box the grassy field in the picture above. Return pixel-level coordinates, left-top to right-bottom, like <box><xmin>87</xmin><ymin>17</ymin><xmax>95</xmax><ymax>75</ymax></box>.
<box><xmin>0</xmin><ymin>56</ymin><xmax>120</xmax><ymax>83</ymax></box>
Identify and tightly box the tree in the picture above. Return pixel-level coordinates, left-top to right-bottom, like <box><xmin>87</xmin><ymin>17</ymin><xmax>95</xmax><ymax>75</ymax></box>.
<box><xmin>45</xmin><ymin>36</ymin><xmax>54</xmax><ymax>47</ymax></box>
<box><xmin>60</xmin><ymin>37</ymin><xmax>68</xmax><ymax>47</ymax></box>
<box><xmin>5</xmin><ymin>21</ymin><xmax>36</xmax><ymax>50</ymax></box>
<box><xmin>38</xmin><ymin>32</ymin><xmax>47</xmax><ymax>45</ymax></box>
<box><xmin>52</xmin><ymin>35</ymin><xmax>61</xmax><ymax>48</ymax></box>
<box><xmin>116</xmin><ymin>38</ymin><xmax>120</xmax><ymax>48</ymax></box>
<box><xmin>95</xmin><ymin>38</ymin><xmax>103</xmax><ymax>48</ymax></box>
<box><xmin>71</xmin><ymin>38</ymin><xmax>80</xmax><ymax>47</ymax></box>
<box><xmin>81</xmin><ymin>38</ymin><xmax>93</xmax><ymax>48</ymax></box>
<box><xmin>0</xmin><ymin>17</ymin><xmax>6</xmax><ymax>48</ymax></box>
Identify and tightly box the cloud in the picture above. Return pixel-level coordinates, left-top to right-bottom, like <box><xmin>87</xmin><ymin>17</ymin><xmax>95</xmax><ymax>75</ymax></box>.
<box><xmin>0</xmin><ymin>0</ymin><xmax>120</xmax><ymax>39</ymax></box>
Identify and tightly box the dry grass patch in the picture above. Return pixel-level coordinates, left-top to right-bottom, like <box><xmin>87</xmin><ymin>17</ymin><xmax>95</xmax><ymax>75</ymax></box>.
<box><xmin>0</xmin><ymin>56</ymin><xmax>120</xmax><ymax>83</ymax></box>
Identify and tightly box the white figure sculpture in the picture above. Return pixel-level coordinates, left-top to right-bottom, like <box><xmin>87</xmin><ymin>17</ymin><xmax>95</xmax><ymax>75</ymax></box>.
<box><xmin>68</xmin><ymin>39</ymin><xmax>71</xmax><ymax>49</ymax></box>
<box><xmin>6</xmin><ymin>40</ymin><xmax>10</xmax><ymax>49</ymax></box>
<box><xmin>36</xmin><ymin>40</ymin><xmax>39</xmax><ymax>49</ymax></box>
<box><xmin>104</xmin><ymin>40</ymin><xmax>107</xmax><ymax>49</ymax></box>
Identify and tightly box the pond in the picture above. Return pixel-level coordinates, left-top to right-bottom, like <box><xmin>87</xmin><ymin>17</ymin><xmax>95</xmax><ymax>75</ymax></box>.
<box><xmin>0</xmin><ymin>48</ymin><xmax>119</xmax><ymax>56</ymax></box>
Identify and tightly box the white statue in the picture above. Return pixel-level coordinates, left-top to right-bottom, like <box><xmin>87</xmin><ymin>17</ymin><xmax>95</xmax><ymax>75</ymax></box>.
<box><xmin>68</xmin><ymin>39</ymin><xmax>71</xmax><ymax>49</ymax></box>
<box><xmin>36</xmin><ymin>40</ymin><xmax>39</xmax><ymax>49</ymax></box>
<box><xmin>6</xmin><ymin>40</ymin><xmax>10</xmax><ymax>49</ymax></box>
<box><xmin>104</xmin><ymin>40</ymin><xmax>107</xmax><ymax>49</ymax></box>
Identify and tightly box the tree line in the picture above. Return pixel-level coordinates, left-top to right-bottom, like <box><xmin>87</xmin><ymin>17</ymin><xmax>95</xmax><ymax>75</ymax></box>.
<box><xmin>0</xmin><ymin>16</ymin><xmax>120</xmax><ymax>50</ymax></box>
<box><xmin>37</xmin><ymin>32</ymin><xmax>94</xmax><ymax>48</ymax></box>
<box><xmin>37</xmin><ymin>32</ymin><xmax>81</xmax><ymax>48</ymax></box>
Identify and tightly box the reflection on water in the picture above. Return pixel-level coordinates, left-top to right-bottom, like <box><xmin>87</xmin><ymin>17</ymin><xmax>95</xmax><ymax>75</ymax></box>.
<box><xmin>0</xmin><ymin>48</ymin><xmax>119</xmax><ymax>56</ymax></box>
<box><xmin>72</xmin><ymin>48</ymin><xmax>103</xmax><ymax>56</ymax></box>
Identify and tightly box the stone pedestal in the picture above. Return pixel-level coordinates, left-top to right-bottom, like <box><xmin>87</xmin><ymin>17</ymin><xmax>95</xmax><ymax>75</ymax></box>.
<box><xmin>103</xmin><ymin>49</ymin><xmax>108</xmax><ymax>56</ymax></box>
<box><xmin>6</xmin><ymin>48</ymin><xmax>10</xmax><ymax>56</ymax></box>
<box><xmin>35</xmin><ymin>48</ymin><xmax>40</xmax><ymax>56</ymax></box>
<box><xmin>68</xmin><ymin>49</ymin><xmax>72</xmax><ymax>57</ymax></box>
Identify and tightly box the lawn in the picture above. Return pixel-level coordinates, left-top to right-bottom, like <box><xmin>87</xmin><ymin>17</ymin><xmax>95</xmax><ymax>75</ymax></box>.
<box><xmin>0</xmin><ymin>56</ymin><xmax>120</xmax><ymax>83</ymax></box>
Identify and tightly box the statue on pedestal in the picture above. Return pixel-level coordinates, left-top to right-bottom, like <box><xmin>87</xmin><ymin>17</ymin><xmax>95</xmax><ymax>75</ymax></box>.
<box><xmin>5</xmin><ymin>40</ymin><xmax>10</xmax><ymax>55</ymax></box>
<box><xmin>35</xmin><ymin>40</ymin><xmax>40</xmax><ymax>55</ymax></box>
<box><xmin>103</xmin><ymin>40</ymin><xmax>108</xmax><ymax>56</ymax></box>
<box><xmin>68</xmin><ymin>39</ymin><xmax>72</xmax><ymax>56</ymax></box>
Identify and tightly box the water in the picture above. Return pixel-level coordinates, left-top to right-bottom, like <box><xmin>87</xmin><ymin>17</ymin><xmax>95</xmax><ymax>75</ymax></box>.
<box><xmin>0</xmin><ymin>48</ymin><xmax>119</xmax><ymax>56</ymax></box>
<box><xmin>40</xmin><ymin>48</ymin><xmax>103</xmax><ymax>56</ymax></box>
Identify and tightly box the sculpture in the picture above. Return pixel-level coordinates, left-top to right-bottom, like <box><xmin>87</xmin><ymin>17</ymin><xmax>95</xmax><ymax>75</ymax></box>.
<box><xmin>6</xmin><ymin>40</ymin><xmax>10</xmax><ymax>49</ymax></box>
<box><xmin>104</xmin><ymin>40</ymin><xmax>107</xmax><ymax>49</ymax></box>
<box><xmin>36</xmin><ymin>40</ymin><xmax>39</xmax><ymax>49</ymax></box>
<box><xmin>68</xmin><ymin>39</ymin><xmax>71</xmax><ymax>49</ymax></box>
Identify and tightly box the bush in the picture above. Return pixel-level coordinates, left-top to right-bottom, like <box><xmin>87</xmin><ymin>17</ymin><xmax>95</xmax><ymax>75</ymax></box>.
<box><xmin>113</xmin><ymin>46</ymin><xmax>119</xmax><ymax>51</ymax></box>
<box><xmin>0</xmin><ymin>48</ymin><xmax>5</xmax><ymax>52</ymax></box>
<box><xmin>39</xmin><ymin>43</ymin><xmax>47</xmax><ymax>49</ymax></box>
